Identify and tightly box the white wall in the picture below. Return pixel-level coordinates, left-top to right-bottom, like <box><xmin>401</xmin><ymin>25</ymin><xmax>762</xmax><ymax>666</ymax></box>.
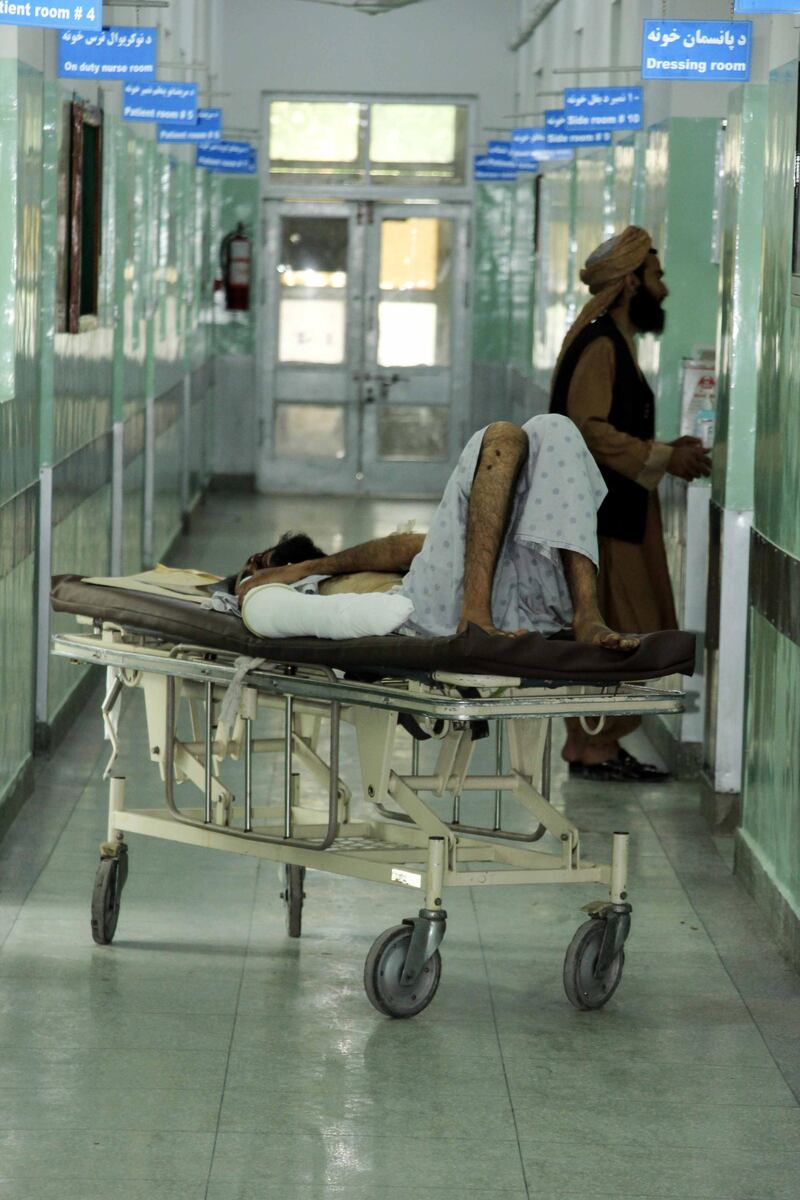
<box><xmin>214</xmin><ymin>0</ymin><xmax>518</xmax><ymax>141</ymax></box>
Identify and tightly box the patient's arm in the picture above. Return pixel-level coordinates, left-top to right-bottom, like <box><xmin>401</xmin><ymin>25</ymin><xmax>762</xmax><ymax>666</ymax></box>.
<box><xmin>237</xmin><ymin>532</ymin><xmax>426</xmax><ymax>598</ymax></box>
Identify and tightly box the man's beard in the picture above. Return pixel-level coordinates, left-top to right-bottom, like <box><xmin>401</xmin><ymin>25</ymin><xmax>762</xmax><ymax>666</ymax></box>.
<box><xmin>630</xmin><ymin>285</ymin><xmax>666</xmax><ymax>334</ymax></box>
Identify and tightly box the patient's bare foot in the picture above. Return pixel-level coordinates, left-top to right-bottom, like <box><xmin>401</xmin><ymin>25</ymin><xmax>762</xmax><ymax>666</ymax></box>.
<box><xmin>573</xmin><ymin>614</ymin><xmax>640</xmax><ymax>652</ymax></box>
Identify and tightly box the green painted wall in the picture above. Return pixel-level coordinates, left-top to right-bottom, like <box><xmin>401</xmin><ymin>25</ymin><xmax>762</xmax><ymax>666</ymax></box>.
<box><xmin>713</xmin><ymin>86</ymin><xmax>766</xmax><ymax>515</ymax></box>
<box><xmin>532</xmin><ymin>161</ymin><xmax>576</xmax><ymax>396</ymax></box>
<box><xmin>641</xmin><ymin>119</ymin><xmax>720</xmax><ymax>441</ymax></box>
<box><xmin>740</xmin><ymin>60</ymin><xmax>800</xmax><ymax>922</ymax></box>
<box><xmin>214</xmin><ymin>175</ymin><xmax>258</xmax><ymax>357</ymax></box>
<box><xmin>0</xmin><ymin>51</ymin><xmax>221</xmax><ymax>810</ymax></box>
<box><xmin>473</xmin><ymin>180</ymin><xmax>514</xmax><ymax>363</ymax></box>
<box><xmin>508</xmin><ymin>177</ymin><xmax>536</xmax><ymax>377</ymax></box>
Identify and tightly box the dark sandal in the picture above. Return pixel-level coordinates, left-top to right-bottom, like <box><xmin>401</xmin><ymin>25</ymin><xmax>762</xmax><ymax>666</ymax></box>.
<box><xmin>568</xmin><ymin>760</ymin><xmax>633</xmax><ymax>782</ymax></box>
<box><xmin>617</xmin><ymin>750</ymin><xmax>670</xmax><ymax>782</ymax></box>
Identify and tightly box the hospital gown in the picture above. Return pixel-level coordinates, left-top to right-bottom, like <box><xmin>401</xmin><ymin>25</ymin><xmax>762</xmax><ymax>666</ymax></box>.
<box><xmin>396</xmin><ymin>414</ymin><xmax>607</xmax><ymax>637</ymax></box>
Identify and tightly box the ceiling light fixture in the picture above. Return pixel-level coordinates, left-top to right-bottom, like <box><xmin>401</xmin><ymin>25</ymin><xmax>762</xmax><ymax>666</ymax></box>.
<box><xmin>297</xmin><ymin>0</ymin><xmax>426</xmax><ymax>15</ymax></box>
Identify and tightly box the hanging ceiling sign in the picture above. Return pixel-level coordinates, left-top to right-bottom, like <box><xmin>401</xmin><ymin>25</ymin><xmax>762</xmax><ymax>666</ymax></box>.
<box><xmin>642</xmin><ymin>20</ymin><xmax>753</xmax><ymax>81</ymax></box>
<box><xmin>197</xmin><ymin>140</ymin><xmax>257</xmax><ymax>174</ymax></box>
<box><xmin>0</xmin><ymin>2</ymin><xmax>101</xmax><ymax>30</ymax></box>
<box><xmin>510</xmin><ymin>127</ymin><xmax>547</xmax><ymax>160</ymax></box>
<box><xmin>511</xmin><ymin>129</ymin><xmax>573</xmax><ymax>164</ymax></box>
<box><xmin>564</xmin><ymin>86</ymin><xmax>643</xmax><ymax>131</ymax></box>
<box><xmin>734</xmin><ymin>2</ymin><xmax>800</xmax><ymax>11</ymax></box>
<box><xmin>158</xmin><ymin>108</ymin><xmax>223</xmax><ymax>144</ymax></box>
<box><xmin>545</xmin><ymin>109</ymin><xmax>567</xmax><ymax>134</ymax></box>
<box><xmin>546</xmin><ymin>123</ymin><xmax>612</xmax><ymax>148</ymax></box>
<box><xmin>487</xmin><ymin>139</ymin><xmax>513</xmax><ymax>160</ymax></box>
<box><xmin>58</xmin><ymin>27</ymin><xmax>156</xmax><ymax>81</ymax></box>
<box><xmin>474</xmin><ymin>154</ymin><xmax>517</xmax><ymax>181</ymax></box>
<box><xmin>123</xmin><ymin>82</ymin><xmax>198</xmax><ymax>124</ymax></box>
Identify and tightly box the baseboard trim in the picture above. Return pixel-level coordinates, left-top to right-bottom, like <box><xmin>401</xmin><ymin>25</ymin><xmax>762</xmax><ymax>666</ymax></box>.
<box><xmin>0</xmin><ymin>757</ymin><xmax>35</xmax><ymax>842</ymax></box>
<box><xmin>735</xmin><ymin>829</ymin><xmax>800</xmax><ymax>972</ymax></box>
<box><xmin>34</xmin><ymin>670</ymin><xmax>103</xmax><ymax>755</ymax></box>
<box><xmin>210</xmin><ymin>473</ymin><xmax>256</xmax><ymax>493</ymax></box>
<box><xmin>642</xmin><ymin>714</ymin><xmax>702</xmax><ymax>780</ymax></box>
<box><xmin>698</xmin><ymin>772</ymin><xmax>741</xmax><ymax>834</ymax></box>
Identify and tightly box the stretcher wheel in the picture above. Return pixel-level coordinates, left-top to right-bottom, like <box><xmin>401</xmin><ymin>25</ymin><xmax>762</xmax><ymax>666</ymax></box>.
<box><xmin>282</xmin><ymin>865</ymin><xmax>305</xmax><ymax>938</ymax></box>
<box><xmin>563</xmin><ymin>918</ymin><xmax>625</xmax><ymax>1011</ymax></box>
<box><xmin>90</xmin><ymin>846</ymin><xmax>128</xmax><ymax>946</ymax></box>
<box><xmin>364</xmin><ymin>925</ymin><xmax>442</xmax><ymax>1018</ymax></box>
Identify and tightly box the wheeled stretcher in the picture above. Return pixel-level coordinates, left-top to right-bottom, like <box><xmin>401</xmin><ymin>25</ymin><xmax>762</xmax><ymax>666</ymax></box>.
<box><xmin>51</xmin><ymin>575</ymin><xmax>694</xmax><ymax>1018</ymax></box>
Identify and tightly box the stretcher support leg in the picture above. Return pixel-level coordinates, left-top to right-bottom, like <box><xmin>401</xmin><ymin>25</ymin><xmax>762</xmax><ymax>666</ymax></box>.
<box><xmin>400</xmin><ymin>837</ymin><xmax>448</xmax><ymax>986</ymax></box>
<box><xmin>107</xmin><ymin>774</ymin><xmax>126</xmax><ymax>845</ymax></box>
<box><xmin>203</xmin><ymin>681</ymin><xmax>213</xmax><ymax>824</ymax></box>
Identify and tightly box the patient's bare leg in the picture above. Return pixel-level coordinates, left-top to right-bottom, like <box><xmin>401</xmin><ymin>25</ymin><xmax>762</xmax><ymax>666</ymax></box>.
<box><xmin>458</xmin><ymin>422</ymin><xmax>528</xmax><ymax>636</ymax></box>
<box><xmin>561</xmin><ymin>550</ymin><xmax>639</xmax><ymax>652</ymax></box>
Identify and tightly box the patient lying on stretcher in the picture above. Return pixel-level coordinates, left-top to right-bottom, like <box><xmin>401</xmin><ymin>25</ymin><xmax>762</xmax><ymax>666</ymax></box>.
<box><xmin>231</xmin><ymin>416</ymin><xmax>639</xmax><ymax>653</ymax></box>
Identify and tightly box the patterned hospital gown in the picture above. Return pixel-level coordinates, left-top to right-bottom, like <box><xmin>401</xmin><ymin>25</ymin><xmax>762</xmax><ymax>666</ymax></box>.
<box><xmin>395</xmin><ymin>414</ymin><xmax>607</xmax><ymax>637</ymax></box>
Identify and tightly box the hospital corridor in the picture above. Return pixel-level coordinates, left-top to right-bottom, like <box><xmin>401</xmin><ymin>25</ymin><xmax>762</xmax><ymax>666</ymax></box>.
<box><xmin>1</xmin><ymin>1</ymin><xmax>800</xmax><ymax>1197</ymax></box>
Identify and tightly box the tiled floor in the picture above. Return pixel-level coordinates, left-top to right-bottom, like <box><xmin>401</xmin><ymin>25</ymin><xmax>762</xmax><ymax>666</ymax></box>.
<box><xmin>1</xmin><ymin>494</ymin><xmax>799</xmax><ymax>1199</ymax></box>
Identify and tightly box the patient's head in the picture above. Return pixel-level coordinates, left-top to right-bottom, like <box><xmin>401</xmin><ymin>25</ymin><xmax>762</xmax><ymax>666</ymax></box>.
<box><xmin>247</xmin><ymin>531</ymin><xmax>326</xmax><ymax>573</ymax></box>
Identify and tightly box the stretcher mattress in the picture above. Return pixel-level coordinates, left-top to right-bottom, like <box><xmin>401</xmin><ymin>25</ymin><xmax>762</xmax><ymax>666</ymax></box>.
<box><xmin>51</xmin><ymin>575</ymin><xmax>696</xmax><ymax>684</ymax></box>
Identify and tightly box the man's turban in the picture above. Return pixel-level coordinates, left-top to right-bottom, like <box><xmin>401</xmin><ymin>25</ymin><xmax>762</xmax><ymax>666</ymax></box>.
<box><xmin>554</xmin><ymin>225</ymin><xmax>653</xmax><ymax>376</ymax></box>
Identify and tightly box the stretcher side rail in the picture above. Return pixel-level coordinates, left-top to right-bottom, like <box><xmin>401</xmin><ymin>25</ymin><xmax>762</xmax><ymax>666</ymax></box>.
<box><xmin>52</xmin><ymin>632</ymin><xmax>686</xmax><ymax>721</ymax></box>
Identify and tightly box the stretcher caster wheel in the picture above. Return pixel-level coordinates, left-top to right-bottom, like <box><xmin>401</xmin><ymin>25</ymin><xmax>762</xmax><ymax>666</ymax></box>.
<box><xmin>281</xmin><ymin>865</ymin><xmax>305</xmax><ymax>938</ymax></box>
<box><xmin>364</xmin><ymin>925</ymin><xmax>442</xmax><ymax>1018</ymax></box>
<box><xmin>563</xmin><ymin>917</ymin><xmax>625</xmax><ymax>1011</ymax></box>
<box><xmin>90</xmin><ymin>845</ymin><xmax>128</xmax><ymax>946</ymax></box>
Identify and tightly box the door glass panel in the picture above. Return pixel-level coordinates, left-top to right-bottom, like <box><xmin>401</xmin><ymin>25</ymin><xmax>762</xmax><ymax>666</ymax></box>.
<box><xmin>377</xmin><ymin>405</ymin><xmax>448</xmax><ymax>461</ymax></box>
<box><xmin>370</xmin><ymin>103</ymin><xmax>467</xmax><ymax>184</ymax></box>
<box><xmin>377</xmin><ymin>218</ymin><xmax>452</xmax><ymax>367</ymax></box>
<box><xmin>275</xmin><ymin>404</ymin><xmax>346</xmax><ymax>458</ymax></box>
<box><xmin>278</xmin><ymin>217</ymin><xmax>348</xmax><ymax>364</ymax></box>
<box><xmin>269</xmin><ymin>102</ymin><xmax>364</xmax><ymax>180</ymax></box>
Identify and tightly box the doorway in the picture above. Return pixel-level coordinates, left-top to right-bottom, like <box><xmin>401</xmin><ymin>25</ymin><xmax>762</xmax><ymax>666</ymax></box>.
<box><xmin>257</xmin><ymin>93</ymin><xmax>476</xmax><ymax>497</ymax></box>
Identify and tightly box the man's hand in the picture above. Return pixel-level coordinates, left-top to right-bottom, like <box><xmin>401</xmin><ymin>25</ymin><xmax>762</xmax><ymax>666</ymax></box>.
<box><xmin>667</xmin><ymin>439</ymin><xmax>711</xmax><ymax>481</ymax></box>
<box><xmin>236</xmin><ymin>561</ymin><xmax>311</xmax><ymax>599</ymax></box>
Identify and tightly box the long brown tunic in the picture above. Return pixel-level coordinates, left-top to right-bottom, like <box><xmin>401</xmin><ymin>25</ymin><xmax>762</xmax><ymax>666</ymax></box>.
<box><xmin>562</xmin><ymin>334</ymin><xmax>677</xmax><ymax>748</ymax></box>
<box><xmin>566</xmin><ymin>335</ymin><xmax>677</xmax><ymax>635</ymax></box>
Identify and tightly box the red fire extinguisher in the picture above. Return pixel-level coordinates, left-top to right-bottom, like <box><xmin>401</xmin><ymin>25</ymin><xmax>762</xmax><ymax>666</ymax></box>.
<box><xmin>220</xmin><ymin>222</ymin><xmax>251</xmax><ymax>311</ymax></box>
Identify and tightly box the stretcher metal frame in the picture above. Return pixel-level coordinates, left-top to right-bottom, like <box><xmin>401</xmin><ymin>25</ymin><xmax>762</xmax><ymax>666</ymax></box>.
<box><xmin>53</xmin><ymin>618</ymin><xmax>685</xmax><ymax>1017</ymax></box>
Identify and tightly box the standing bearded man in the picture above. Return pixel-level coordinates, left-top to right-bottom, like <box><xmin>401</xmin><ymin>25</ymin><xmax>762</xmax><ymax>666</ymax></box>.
<box><xmin>550</xmin><ymin>226</ymin><xmax>710</xmax><ymax>782</ymax></box>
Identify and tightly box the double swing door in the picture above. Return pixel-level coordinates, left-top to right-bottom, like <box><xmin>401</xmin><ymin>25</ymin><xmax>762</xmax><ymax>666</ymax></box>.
<box><xmin>257</xmin><ymin>199</ymin><xmax>470</xmax><ymax>496</ymax></box>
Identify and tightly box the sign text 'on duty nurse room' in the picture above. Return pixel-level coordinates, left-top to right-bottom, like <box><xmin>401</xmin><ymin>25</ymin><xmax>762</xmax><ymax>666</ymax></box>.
<box><xmin>0</xmin><ymin>2</ymin><xmax>100</xmax><ymax>30</ymax></box>
<box><xmin>123</xmin><ymin>82</ymin><xmax>198</xmax><ymax>125</ymax></box>
<box><xmin>641</xmin><ymin>20</ymin><xmax>752</xmax><ymax>81</ymax></box>
<box><xmin>58</xmin><ymin>27</ymin><xmax>156</xmax><ymax>80</ymax></box>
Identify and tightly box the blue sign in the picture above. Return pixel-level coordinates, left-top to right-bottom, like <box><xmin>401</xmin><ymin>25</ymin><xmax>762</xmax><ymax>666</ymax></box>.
<box><xmin>511</xmin><ymin>129</ymin><xmax>573</xmax><ymax>165</ymax></box>
<box><xmin>197</xmin><ymin>140</ymin><xmax>257</xmax><ymax>175</ymax></box>
<box><xmin>642</xmin><ymin>20</ymin><xmax>752</xmax><ymax>81</ymax></box>
<box><xmin>545</xmin><ymin>109</ymin><xmax>567</xmax><ymax>134</ymax></box>
<box><xmin>510</xmin><ymin>127</ymin><xmax>546</xmax><ymax>160</ymax></box>
<box><xmin>564</xmin><ymin>86</ymin><xmax>643</xmax><ymax>131</ymax></box>
<box><xmin>58</xmin><ymin>27</ymin><xmax>156</xmax><ymax>81</ymax></box>
<box><xmin>0</xmin><ymin>2</ymin><xmax>100</xmax><ymax>30</ymax></box>
<box><xmin>123</xmin><ymin>82</ymin><xmax>198</xmax><ymax>125</ymax></box>
<box><xmin>487</xmin><ymin>139</ymin><xmax>513</xmax><ymax>160</ymax></box>
<box><xmin>546</xmin><ymin>129</ymin><xmax>612</xmax><ymax>149</ymax></box>
<box><xmin>474</xmin><ymin>154</ymin><xmax>517</xmax><ymax>181</ymax></box>
<box><xmin>734</xmin><ymin>2</ymin><xmax>799</xmax><ymax>11</ymax></box>
<box><xmin>158</xmin><ymin>108</ymin><xmax>222</xmax><ymax>144</ymax></box>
